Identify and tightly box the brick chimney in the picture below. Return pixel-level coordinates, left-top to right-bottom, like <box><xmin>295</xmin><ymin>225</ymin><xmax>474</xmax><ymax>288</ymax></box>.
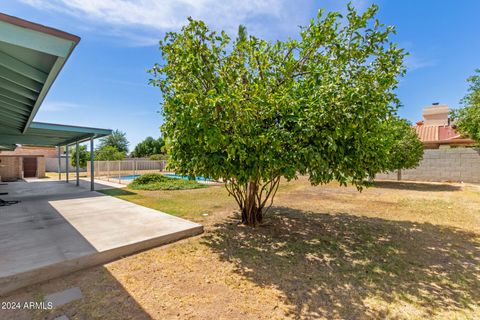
<box><xmin>422</xmin><ymin>103</ymin><xmax>449</xmax><ymax>126</ymax></box>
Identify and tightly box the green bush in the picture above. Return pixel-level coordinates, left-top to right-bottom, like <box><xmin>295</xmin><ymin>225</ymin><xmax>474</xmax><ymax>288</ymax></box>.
<box><xmin>132</xmin><ymin>173</ymin><xmax>167</xmax><ymax>184</ymax></box>
<box><xmin>128</xmin><ymin>173</ymin><xmax>206</xmax><ymax>191</ymax></box>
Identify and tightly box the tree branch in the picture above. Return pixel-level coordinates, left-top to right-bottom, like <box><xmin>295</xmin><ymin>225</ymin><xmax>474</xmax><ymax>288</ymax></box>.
<box><xmin>261</xmin><ymin>177</ymin><xmax>281</xmax><ymax>215</ymax></box>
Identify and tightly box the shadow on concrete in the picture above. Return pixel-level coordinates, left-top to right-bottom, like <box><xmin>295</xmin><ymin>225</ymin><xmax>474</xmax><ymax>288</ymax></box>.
<box><xmin>203</xmin><ymin>207</ymin><xmax>480</xmax><ymax>319</ymax></box>
<box><xmin>0</xmin><ymin>183</ymin><xmax>153</xmax><ymax>319</ymax></box>
<box><xmin>373</xmin><ymin>180</ymin><xmax>461</xmax><ymax>192</ymax></box>
<box><xmin>0</xmin><ymin>179</ymin><xmax>200</xmax><ymax>320</ymax></box>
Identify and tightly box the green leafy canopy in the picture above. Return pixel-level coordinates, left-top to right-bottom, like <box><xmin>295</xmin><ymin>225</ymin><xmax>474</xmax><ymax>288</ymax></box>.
<box><xmin>383</xmin><ymin>117</ymin><xmax>423</xmax><ymax>172</ymax></box>
<box><xmin>70</xmin><ymin>145</ymin><xmax>89</xmax><ymax>168</ymax></box>
<box><xmin>131</xmin><ymin>136</ymin><xmax>165</xmax><ymax>158</ymax></box>
<box><xmin>95</xmin><ymin>145</ymin><xmax>126</xmax><ymax>161</ymax></box>
<box><xmin>149</xmin><ymin>4</ymin><xmax>407</xmax><ymax>225</ymax></box>
<box><xmin>98</xmin><ymin>129</ymin><xmax>129</xmax><ymax>153</ymax></box>
<box><xmin>451</xmin><ymin>69</ymin><xmax>480</xmax><ymax>143</ymax></box>
<box><xmin>95</xmin><ymin>130</ymin><xmax>129</xmax><ymax>161</ymax></box>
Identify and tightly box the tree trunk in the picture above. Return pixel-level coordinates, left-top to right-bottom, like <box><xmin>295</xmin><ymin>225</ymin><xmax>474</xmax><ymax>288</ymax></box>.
<box><xmin>241</xmin><ymin>181</ymin><xmax>262</xmax><ymax>226</ymax></box>
<box><xmin>241</xmin><ymin>205</ymin><xmax>263</xmax><ymax>226</ymax></box>
<box><xmin>397</xmin><ymin>169</ymin><xmax>402</xmax><ymax>181</ymax></box>
<box><xmin>225</xmin><ymin>177</ymin><xmax>281</xmax><ymax>227</ymax></box>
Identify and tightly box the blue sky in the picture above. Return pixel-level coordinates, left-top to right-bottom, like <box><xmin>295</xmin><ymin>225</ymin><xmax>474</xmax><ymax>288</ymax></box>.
<box><xmin>1</xmin><ymin>0</ymin><xmax>479</xmax><ymax>149</ymax></box>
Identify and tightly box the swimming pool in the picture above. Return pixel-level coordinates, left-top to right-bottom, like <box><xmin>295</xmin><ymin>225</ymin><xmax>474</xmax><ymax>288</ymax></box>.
<box><xmin>162</xmin><ymin>173</ymin><xmax>211</xmax><ymax>181</ymax></box>
<box><xmin>118</xmin><ymin>173</ymin><xmax>211</xmax><ymax>182</ymax></box>
<box><xmin>118</xmin><ymin>174</ymin><xmax>141</xmax><ymax>181</ymax></box>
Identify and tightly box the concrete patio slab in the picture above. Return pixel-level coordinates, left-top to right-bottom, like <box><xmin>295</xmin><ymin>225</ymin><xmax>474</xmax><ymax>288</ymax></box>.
<box><xmin>0</xmin><ymin>180</ymin><xmax>203</xmax><ymax>296</ymax></box>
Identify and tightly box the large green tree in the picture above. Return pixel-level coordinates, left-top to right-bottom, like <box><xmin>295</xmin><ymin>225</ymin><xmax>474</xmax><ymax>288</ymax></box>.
<box><xmin>98</xmin><ymin>129</ymin><xmax>129</xmax><ymax>153</ymax></box>
<box><xmin>95</xmin><ymin>146</ymin><xmax>126</xmax><ymax>161</ymax></box>
<box><xmin>451</xmin><ymin>69</ymin><xmax>480</xmax><ymax>142</ymax></box>
<box><xmin>70</xmin><ymin>145</ymin><xmax>90</xmax><ymax>168</ymax></box>
<box><xmin>150</xmin><ymin>5</ymin><xmax>406</xmax><ymax>226</ymax></box>
<box><xmin>384</xmin><ymin>117</ymin><xmax>424</xmax><ymax>180</ymax></box>
<box><xmin>131</xmin><ymin>136</ymin><xmax>165</xmax><ymax>158</ymax></box>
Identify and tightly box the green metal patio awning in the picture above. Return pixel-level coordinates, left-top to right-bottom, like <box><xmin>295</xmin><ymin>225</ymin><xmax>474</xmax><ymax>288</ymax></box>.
<box><xmin>0</xmin><ymin>144</ymin><xmax>16</xmax><ymax>151</ymax></box>
<box><xmin>0</xmin><ymin>13</ymin><xmax>80</xmax><ymax>135</ymax></box>
<box><xmin>0</xmin><ymin>13</ymin><xmax>112</xmax><ymax>150</ymax></box>
<box><xmin>0</xmin><ymin>122</ymin><xmax>112</xmax><ymax>147</ymax></box>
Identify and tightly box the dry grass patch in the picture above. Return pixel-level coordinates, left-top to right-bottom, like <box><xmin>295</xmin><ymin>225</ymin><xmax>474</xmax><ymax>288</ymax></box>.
<box><xmin>2</xmin><ymin>178</ymin><xmax>479</xmax><ymax>319</ymax></box>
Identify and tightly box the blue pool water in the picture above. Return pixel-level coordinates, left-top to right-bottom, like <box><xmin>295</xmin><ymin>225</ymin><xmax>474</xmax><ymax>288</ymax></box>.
<box><xmin>119</xmin><ymin>173</ymin><xmax>211</xmax><ymax>181</ymax></box>
<box><xmin>119</xmin><ymin>174</ymin><xmax>141</xmax><ymax>181</ymax></box>
<box><xmin>163</xmin><ymin>173</ymin><xmax>211</xmax><ymax>181</ymax></box>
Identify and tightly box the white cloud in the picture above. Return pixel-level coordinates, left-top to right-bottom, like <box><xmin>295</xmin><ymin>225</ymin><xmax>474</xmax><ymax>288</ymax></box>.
<box><xmin>19</xmin><ymin>0</ymin><xmax>294</xmax><ymax>45</ymax></box>
<box><xmin>403</xmin><ymin>50</ymin><xmax>437</xmax><ymax>72</ymax></box>
<box><xmin>40</xmin><ymin>101</ymin><xmax>81</xmax><ymax>112</ymax></box>
<box><xmin>405</xmin><ymin>55</ymin><xmax>436</xmax><ymax>72</ymax></box>
<box><xmin>18</xmin><ymin>0</ymin><xmax>381</xmax><ymax>46</ymax></box>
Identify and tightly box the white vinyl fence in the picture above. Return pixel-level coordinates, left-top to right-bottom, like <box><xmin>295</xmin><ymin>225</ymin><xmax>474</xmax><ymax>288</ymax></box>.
<box><xmin>87</xmin><ymin>159</ymin><xmax>168</xmax><ymax>184</ymax></box>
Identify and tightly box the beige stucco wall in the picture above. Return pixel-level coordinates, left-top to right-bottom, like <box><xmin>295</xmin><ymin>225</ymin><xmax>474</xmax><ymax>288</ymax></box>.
<box><xmin>422</xmin><ymin>105</ymin><xmax>449</xmax><ymax>126</ymax></box>
<box><xmin>376</xmin><ymin>148</ymin><xmax>480</xmax><ymax>183</ymax></box>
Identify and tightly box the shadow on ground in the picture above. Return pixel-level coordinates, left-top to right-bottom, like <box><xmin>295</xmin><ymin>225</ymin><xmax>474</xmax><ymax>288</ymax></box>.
<box><xmin>203</xmin><ymin>207</ymin><xmax>480</xmax><ymax>319</ymax></box>
<box><xmin>0</xmin><ymin>266</ymin><xmax>152</xmax><ymax>320</ymax></box>
<box><xmin>373</xmin><ymin>181</ymin><xmax>461</xmax><ymax>192</ymax></box>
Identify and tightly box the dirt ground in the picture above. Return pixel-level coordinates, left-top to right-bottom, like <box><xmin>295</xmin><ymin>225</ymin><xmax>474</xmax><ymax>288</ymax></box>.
<box><xmin>1</xmin><ymin>177</ymin><xmax>479</xmax><ymax>319</ymax></box>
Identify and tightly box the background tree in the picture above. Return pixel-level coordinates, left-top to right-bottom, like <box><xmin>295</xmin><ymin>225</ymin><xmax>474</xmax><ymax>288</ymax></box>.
<box><xmin>150</xmin><ymin>5</ymin><xmax>406</xmax><ymax>226</ymax></box>
<box><xmin>98</xmin><ymin>129</ymin><xmax>129</xmax><ymax>153</ymax></box>
<box><xmin>451</xmin><ymin>69</ymin><xmax>480</xmax><ymax>142</ymax></box>
<box><xmin>149</xmin><ymin>154</ymin><xmax>169</xmax><ymax>160</ymax></box>
<box><xmin>70</xmin><ymin>145</ymin><xmax>90</xmax><ymax>168</ymax></box>
<box><xmin>131</xmin><ymin>136</ymin><xmax>165</xmax><ymax>158</ymax></box>
<box><xmin>95</xmin><ymin>146</ymin><xmax>126</xmax><ymax>161</ymax></box>
<box><xmin>384</xmin><ymin>117</ymin><xmax>424</xmax><ymax>180</ymax></box>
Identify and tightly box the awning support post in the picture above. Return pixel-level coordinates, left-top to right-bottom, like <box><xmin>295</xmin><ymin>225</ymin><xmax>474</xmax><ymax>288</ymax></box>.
<box><xmin>90</xmin><ymin>137</ymin><xmax>94</xmax><ymax>191</ymax></box>
<box><xmin>65</xmin><ymin>145</ymin><xmax>69</xmax><ymax>183</ymax></box>
<box><xmin>76</xmin><ymin>141</ymin><xmax>80</xmax><ymax>186</ymax></box>
<box><xmin>57</xmin><ymin>146</ymin><xmax>61</xmax><ymax>181</ymax></box>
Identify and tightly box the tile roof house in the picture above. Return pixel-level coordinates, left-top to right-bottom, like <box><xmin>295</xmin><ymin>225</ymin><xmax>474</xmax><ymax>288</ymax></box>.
<box><xmin>414</xmin><ymin>103</ymin><xmax>475</xmax><ymax>149</ymax></box>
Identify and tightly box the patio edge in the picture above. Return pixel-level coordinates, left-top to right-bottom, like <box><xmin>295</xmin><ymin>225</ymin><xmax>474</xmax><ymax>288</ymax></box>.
<box><xmin>0</xmin><ymin>224</ymin><xmax>203</xmax><ymax>296</ymax></box>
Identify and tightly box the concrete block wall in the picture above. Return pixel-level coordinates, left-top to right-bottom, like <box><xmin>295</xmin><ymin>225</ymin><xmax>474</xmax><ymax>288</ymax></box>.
<box><xmin>37</xmin><ymin>157</ymin><xmax>46</xmax><ymax>178</ymax></box>
<box><xmin>0</xmin><ymin>146</ymin><xmax>57</xmax><ymax>157</ymax></box>
<box><xmin>0</xmin><ymin>157</ymin><xmax>21</xmax><ymax>181</ymax></box>
<box><xmin>376</xmin><ymin>148</ymin><xmax>480</xmax><ymax>183</ymax></box>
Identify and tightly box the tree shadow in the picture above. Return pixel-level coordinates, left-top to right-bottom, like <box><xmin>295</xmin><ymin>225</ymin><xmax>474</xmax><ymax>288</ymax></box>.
<box><xmin>373</xmin><ymin>181</ymin><xmax>461</xmax><ymax>192</ymax></box>
<box><xmin>203</xmin><ymin>207</ymin><xmax>480</xmax><ymax>319</ymax></box>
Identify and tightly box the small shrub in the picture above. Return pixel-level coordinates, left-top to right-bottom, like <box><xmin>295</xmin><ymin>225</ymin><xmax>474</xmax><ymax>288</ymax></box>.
<box><xmin>128</xmin><ymin>173</ymin><xmax>206</xmax><ymax>191</ymax></box>
<box><xmin>132</xmin><ymin>173</ymin><xmax>167</xmax><ymax>184</ymax></box>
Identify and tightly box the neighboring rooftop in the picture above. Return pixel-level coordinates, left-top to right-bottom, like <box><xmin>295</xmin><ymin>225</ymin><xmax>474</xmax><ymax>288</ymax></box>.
<box><xmin>414</xmin><ymin>103</ymin><xmax>474</xmax><ymax>148</ymax></box>
<box><xmin>421</xmin><ymin>103</ymin><xmax>450</xmax><ymax>126</ymax></box>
